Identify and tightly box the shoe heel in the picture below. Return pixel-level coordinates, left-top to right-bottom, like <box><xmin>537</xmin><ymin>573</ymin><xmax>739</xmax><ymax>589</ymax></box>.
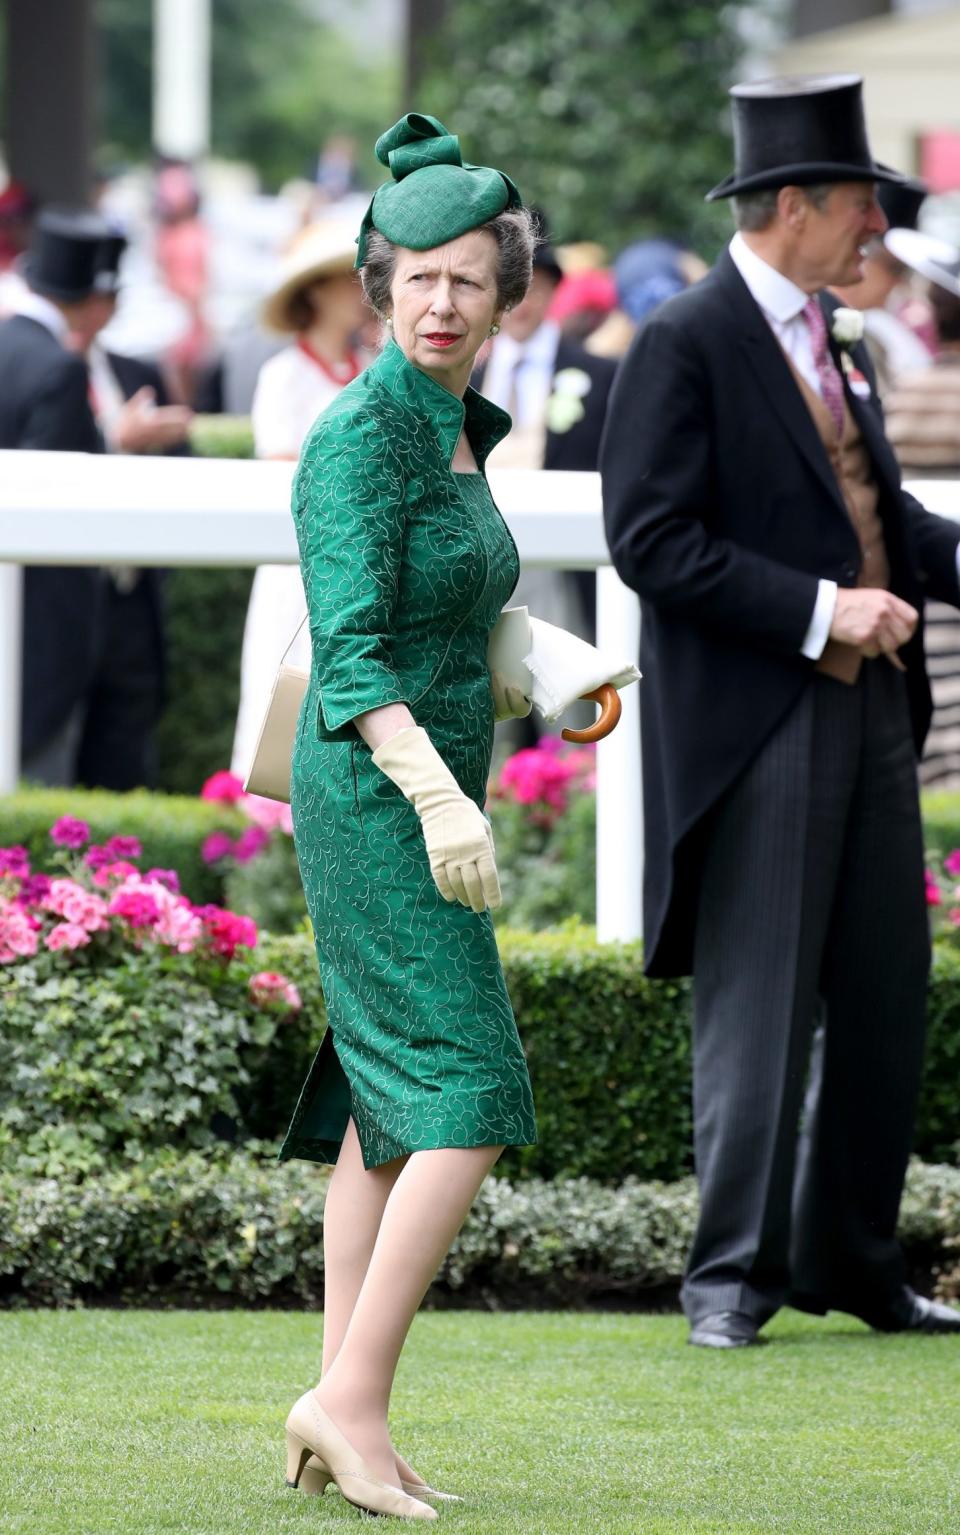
<box><xmin>298</xmin><ymin>1458</ymin><xmax>333</xmax><ymax>1496</ymax></box>
<box><xmin>284</xmin><ymin>1432</ymin><xmax>313</xmax><ymax>1489</ymax></box>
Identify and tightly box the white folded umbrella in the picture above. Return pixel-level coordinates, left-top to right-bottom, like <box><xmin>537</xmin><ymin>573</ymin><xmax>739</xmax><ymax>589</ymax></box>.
<box><xmin>487</xmin><ymin>606</ymin><xmax>640</xmax><ymax>733</ymax></box>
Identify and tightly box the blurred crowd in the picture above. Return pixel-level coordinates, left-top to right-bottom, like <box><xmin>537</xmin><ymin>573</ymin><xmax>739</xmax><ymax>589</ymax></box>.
<box><xmin>5</xmin><ymin>148</ymin><xmax>960</xmax><ymax>791</ymax></box>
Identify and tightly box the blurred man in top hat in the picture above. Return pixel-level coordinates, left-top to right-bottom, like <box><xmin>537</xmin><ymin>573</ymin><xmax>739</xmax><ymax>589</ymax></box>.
<box><xmin>472</xmin><ymin>214</ymin><xmax>617</xmax><ymax>650</ymax></box>
<box><xmin>64</xmin><ymin>230</ymin><xmax>193</xmax><ymax>790</ymax></box>
<box><xmin>0</xmin><ymin>208</ymin><xmax>112</xmax><ymax>785</ymax></box>
<box><xmin>602</xmin><ymin>75</ymin><xmax>960</xmax><ymax>1346</ymax></box>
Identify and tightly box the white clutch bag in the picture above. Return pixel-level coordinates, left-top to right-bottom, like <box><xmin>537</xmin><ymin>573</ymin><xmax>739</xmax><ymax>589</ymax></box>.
<box><xmin>243</xmin><ymin>619</ymin><xmax>309</xmax><ymax>802</ymax></box>
<box><xmin>487</xmin><ymin>606</ymin><xmax>640</xmax><ymax>742</ymax></box>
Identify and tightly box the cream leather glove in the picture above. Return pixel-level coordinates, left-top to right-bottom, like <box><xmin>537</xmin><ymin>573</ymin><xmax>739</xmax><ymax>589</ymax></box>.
<box><xmin>490</xmin><ymin>669</ymin><xmax>533</xmax><ymax>723</ymax></box>
<box><xmin>371</xmin><ymin>726</ymin><xmax>501</xmax><ymax>913</ymax></box>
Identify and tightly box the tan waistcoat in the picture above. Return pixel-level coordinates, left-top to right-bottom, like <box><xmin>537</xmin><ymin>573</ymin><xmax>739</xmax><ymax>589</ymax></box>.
<box><xmin>788</xmin><ymin>360</ymin><xmax>890</xmax><ymax>684</ymax></box>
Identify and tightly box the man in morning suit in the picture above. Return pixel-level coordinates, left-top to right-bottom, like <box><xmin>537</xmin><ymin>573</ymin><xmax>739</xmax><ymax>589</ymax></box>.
<box><xmin>68</xmin><ymin>232</ymin><xmax>192</xmax><ymax>789</ymax></box>
<box><xmin>0</xmin><ymin>208</ymin><xmax>111</xmax><ymax>784</ymax></box>
<box><xmin>601</xmin><ymin>75</ymin><xmax>960</xmax><ymax>1347</ymax></box>
<box><xmin>472</xmin><ymin>217</ymin><xmax>617</xmax><ymax>645</ymax></box>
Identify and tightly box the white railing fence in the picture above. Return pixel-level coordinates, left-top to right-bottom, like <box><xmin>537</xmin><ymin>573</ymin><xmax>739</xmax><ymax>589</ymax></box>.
<box><xmin>3</xmin><ymin>451</ymin><xmax>957</xmax><ymax>943</ymax></box>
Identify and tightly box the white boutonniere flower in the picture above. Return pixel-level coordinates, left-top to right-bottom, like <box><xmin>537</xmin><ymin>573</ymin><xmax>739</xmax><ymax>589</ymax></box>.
<box><xmin>545</xmin><ymin>367</ymin><xmax>592</xmax><ymax>434</ymax></box>
<box><xmin>831</xmin><ymin>307</ymin><xmax>865</xmax><ymax>349</ymax></box>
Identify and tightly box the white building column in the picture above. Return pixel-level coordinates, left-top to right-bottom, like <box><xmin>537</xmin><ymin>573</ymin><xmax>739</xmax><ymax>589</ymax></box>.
<box><xmin>595</xmin><ymin>567</ymin><xmax>643</xmax><ymax>942</ymax></box>
<box><xmin>153</xmin><ymin>0</ymin><xmax>212</xmax><ymax>159</ymax></box>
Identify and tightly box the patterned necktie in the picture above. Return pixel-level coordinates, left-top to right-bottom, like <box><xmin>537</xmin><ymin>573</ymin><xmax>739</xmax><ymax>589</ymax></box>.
<box><xmin>803</xmin><ymin>297</ymin><xmax>845</xmax><ymax>438</ymax></box>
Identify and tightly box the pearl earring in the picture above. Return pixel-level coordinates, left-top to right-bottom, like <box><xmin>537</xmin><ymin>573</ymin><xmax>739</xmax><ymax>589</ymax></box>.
<box><xmin>384</xmin><ymin>316</ymin><xmax>393</xmax><ymax>329</ymax></box>
<box><xmin>488</xmin><ymin>323</ymin><xmax>501</xmax><ymax>337</ymax></box>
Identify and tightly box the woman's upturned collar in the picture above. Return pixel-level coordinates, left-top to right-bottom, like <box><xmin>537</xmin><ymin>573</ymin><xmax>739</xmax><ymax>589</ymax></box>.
<box><xmin>372</xmin><ymin>337</ymin><xmax>511</xmax><ymax>468</ymax></box>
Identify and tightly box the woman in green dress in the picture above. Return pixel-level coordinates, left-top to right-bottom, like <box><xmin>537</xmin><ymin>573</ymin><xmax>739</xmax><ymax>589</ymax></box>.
<box><xmin>281</xmin><ymin>115</ymin><xmax>538</xmax><ymax>1520</ymax></box>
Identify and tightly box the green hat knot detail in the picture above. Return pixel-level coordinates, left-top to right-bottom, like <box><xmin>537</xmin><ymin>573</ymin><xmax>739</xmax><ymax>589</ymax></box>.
<box><xmin>375</xmin><ymin>113</ymin><xmax>463</xmax><ymax>181</ymax></box>
<box><xmin>355</xmin><ymin>111</ymin><xmax>521</xmax><ymax>269</ymax></box>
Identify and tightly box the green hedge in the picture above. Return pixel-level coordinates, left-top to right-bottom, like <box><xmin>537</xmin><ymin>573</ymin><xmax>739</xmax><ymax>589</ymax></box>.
<box><xmin>1</xmin><ymin>1151</ymin><xmax>956</xmax><ymax>1309</ymax></box>
<box><xmin>0</xmin><ymin>787</ymin><xmax>242</xmax><ymax>905</ymax></box>
<box><xmin>154</xmin><ymin>417</ymin><xmax>255</xmax><ymax>795</ymax></box>
<box><xmin>8</xmin><ymin>920</ymin><xmax>960</xmax><ymax>1185</ymax></box>
<box><xmin>923</xmin><ymin>792</ymin><xmax>960</xmax><ymax>862</ymax></box>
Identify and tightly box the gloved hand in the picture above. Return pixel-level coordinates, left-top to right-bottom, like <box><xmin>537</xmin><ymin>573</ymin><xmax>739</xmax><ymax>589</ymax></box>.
<box><xmin>490</xmin><ymin>669</ymin><xmax>533</xmax><ymax>723</ymax></box>
<box><xmin>371</xmin><ymin>726</ymin><xmax>501</xmax><ymax>913</ymax></box>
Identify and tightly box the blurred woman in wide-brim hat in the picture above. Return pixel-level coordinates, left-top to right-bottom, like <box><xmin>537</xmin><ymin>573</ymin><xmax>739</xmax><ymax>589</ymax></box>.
<box><xmin>231</xmin><ymin>222</ymin><xmax>370</xmax><ymax>778</ymax></box>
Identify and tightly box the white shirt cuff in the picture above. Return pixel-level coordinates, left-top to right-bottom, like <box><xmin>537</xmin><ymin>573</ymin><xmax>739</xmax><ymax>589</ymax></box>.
<box><xmin>801</xmin><ymin>579</ymin><xmax>838</xmax><ymax>660</ymax></box>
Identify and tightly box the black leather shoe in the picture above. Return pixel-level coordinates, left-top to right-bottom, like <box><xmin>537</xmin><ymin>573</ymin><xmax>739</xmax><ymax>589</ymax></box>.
<box><xmin>790</xmin><ymin>1287</ymin><xmax>960</xmax><ymax>1334</ymax></box>
<box><xmin>863</xmin><ymin>1290</ymin><xmax>960</xmax><ymax>1334</ymax></box>
<box><xmin>688</xmin><ymin>1311</ymin><xmax>759</xmax><ymax>1349</ymax></box>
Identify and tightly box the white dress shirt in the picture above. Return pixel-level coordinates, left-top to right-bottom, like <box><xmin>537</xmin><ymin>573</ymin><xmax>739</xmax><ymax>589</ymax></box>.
<box><xmin>728</xmin><ymin>233</ymin><xmax>836</xmax><ymax>658</ymax></box>
<box><xmin>482</xmin><ymin>320</ymin><xmax>561</xmax><ymax>426</ymax></box>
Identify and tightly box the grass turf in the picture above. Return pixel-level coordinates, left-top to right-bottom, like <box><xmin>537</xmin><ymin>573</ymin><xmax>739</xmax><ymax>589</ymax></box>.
<box><xmin>1</xmin><ymin>1309</ymin><xmax>957</xmax><ymax>1534</ymax></box>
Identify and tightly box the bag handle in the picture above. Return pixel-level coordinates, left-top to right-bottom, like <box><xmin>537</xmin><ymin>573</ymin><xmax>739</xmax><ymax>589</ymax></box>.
<box><xmin>279</xmin><ymin>613</ymin><xmax>309</xmax><ymax>667</ymax></box>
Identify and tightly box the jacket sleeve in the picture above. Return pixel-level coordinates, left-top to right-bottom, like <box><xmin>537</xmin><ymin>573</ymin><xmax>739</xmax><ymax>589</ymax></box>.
<box><xmin>293</xmin><ymin>406</ymin><xmax>411</xmax><ymax>738</ymax></box>
<box><xmin>20</xmin><ymin>353</ymin><xmax>98</xmax><ymax>452</ymax></box>
<box><xmin>600</xmin><ymin>309</ymin><xmax>821</xmax><ymax>655</ymax></box>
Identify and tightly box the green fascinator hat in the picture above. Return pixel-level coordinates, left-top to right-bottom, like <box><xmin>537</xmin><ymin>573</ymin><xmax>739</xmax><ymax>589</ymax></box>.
<box><xmin>355</xmin><ymin>112</ymin><xmax>521</xmax><ymax>268</ymax></box>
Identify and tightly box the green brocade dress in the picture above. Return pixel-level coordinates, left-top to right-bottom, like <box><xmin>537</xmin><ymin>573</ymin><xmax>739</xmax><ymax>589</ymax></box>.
<box><xmin>278</xmin><ymin>339</ymin><xmax>537</xmax><ymax>1170</ymax></box>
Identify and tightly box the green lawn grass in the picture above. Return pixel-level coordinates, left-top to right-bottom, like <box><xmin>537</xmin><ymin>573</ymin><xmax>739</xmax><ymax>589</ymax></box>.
<box><xmin>1</xmin><ymin>1309</ymin><xmax>957</xmax><ymax>1535</ymax></box>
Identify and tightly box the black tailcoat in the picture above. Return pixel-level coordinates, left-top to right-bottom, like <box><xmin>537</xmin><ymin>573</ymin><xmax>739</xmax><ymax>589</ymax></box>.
<box><xmin>0</xmin><ymin>315</ymin><xmax>106</xmax><ymax>758</ymax></box>
<box><xmin>600</xmin><ymin>249</ymin><xmax>960</xmax><ymax>977</ymax></box>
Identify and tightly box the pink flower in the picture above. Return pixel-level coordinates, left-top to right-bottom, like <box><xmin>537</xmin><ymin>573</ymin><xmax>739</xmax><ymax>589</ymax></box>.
<box><xmin>45</xmin><ymin>922</ymin><xmax>92</xmax><ymax>951</ymax></box>
<box><xmin>240</xmin><ymin>794</ymin><xmax>293</xmax><ymax>834</ymax></box>
<box><xmin>926</xmin><ymin>870</ymin><xmax>943</xmax><ymax>907</ymax></box>
<box><xmin>91</xmin><ymin>861</ymin><xmax>140</xmax><ymax>889</ymax></box>
<box><xmin>108</xmin><ymin>887</ymin><xmax>162</xmax><ymax>928</ymax></box>
<box><xmin>50</xmin><ymin>816</ymin><xmax>90</xmax><ymax>849</ymax></box>
<box><xmin>0</xmin><ymin>898</ymin><xmax>39</xmax><ymax>962</ymax></box>
<box><xmin>154</xmin><ymin>900</ymin><xmax>202</xmax><ymax>953</ymax></box>
<box><xmin>84</xmin><ymin>845</ymin><xmax>113</xmax><ymax>871</ymax></box>
<box><xmin>104</xmin><ymin>835</ymin><xmax>142</xmax><ymax>861</ymax></box>
<box><xmin>497</xmin><ymin>744</ymin><xmax>578</xmax><ymax>813</ymax></box>
<box><xmin>202</xmin><ymin>831</ymin><xmax>236</xmax><ymax>865</ymax></box>
<box><xmin>194</xmin><ymin>904</ymin><xmax>258</xmax><ymax>960</ymax></box>
<box><xmin>944</xmin><ymin>850</ymin><xmax>960</xmax><ymax>878</ymax></box>
<box><xmin>233</xmin><ymin>825</ymin><xmax>270</xmax><ymax>864</ymax></box>
<box><xmin>249</xmin><ymin>970</ymin><xmax>302</xmax><ymax>1012</ymax></box>
<box><xmin>43</xmin><ymin>878</ymin><xmax>109</xmax><ymax>932</ymax></box>
<box><xmin>16</xmin><ymin>873</ymin><xmax>51</xmax><ymax>908</ymax></box>
<box><xmin>201</xmin><ymin>770</ymin><xmax>245</xmax><ymax>804</ymax></box>
<box><xmin>948</xmin><ymin>907</ymin><xmax>960</xmax><ymax>928</ymax></box>
<box><xmin>146</xmin><ymin>868</ymin><xmax>180</xmax><ymax>894</ymax></box>
<box><xmin>0</xmin><ymin>846</ymin><xmax>30</xmax><ymax>878</ymax></box>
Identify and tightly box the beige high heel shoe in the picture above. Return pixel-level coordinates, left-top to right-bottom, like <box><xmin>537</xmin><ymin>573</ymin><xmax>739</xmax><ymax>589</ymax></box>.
<box><xmin>284</xmin><ymin>1391</ymin><xmax>437</xmax><ymax>1521</ymax></box>
<box><xmin>298</xmin><ymin>1454</ymin><xmax>461</xmax><ymax>1502</ymax></box>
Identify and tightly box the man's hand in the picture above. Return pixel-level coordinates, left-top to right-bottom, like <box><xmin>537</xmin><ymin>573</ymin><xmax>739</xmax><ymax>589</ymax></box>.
<box><xmin>829</xmin><ymin>588</ymin><xmax>918</xmax><ymax>662</ymax></box>
<box><xmin>114</xmin><ymin>386</ymin><xmax>193</xmax><ymax>454</ymax></box>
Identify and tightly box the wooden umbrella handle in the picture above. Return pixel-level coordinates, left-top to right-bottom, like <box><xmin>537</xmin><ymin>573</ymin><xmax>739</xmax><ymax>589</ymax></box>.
<box><xmin>561</xmin><ymin>683</ymin><xmax>622</xmax><ymax>744</ymax></box>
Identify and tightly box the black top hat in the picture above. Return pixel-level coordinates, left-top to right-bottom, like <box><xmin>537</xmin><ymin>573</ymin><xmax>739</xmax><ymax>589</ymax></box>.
<box><xmin>93</xmin><ymin>231</ymin><xmax>129</xmax><ymax>296</ymax></box>
<box><xmin>877</xmin><ymin>176</ymin><xmax>927</xmax><ymax>233</ymax></box>
<box><xmin>706</xmin><ymin>74</ymin><xmax>908</xmax><ymax>202</ymax></box>
<box><xmin>23</xmin><ymin>207</ymin><xmax>113</xmax><ymax>302</ymax></box>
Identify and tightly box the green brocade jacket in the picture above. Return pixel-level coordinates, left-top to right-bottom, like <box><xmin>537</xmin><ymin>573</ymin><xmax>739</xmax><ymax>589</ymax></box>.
<box><xmin>290</xmin><ymin>336</ymin><xmax>513</xmax><ymax>753</ymax></box>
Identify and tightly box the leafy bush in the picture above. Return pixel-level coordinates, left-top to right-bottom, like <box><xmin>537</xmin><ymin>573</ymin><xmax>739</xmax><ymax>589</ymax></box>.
<box><xmin>0</xmin><ymin>788</ymin><xmax>241</xmax><ymax>905</ymax></box>
<box><xmin>189</xmin><ymin>415</ymin><xmax>254</xmax><ymax>459</ymax></box>
<box><xmin>923</xmin><ymin>791</ymin><xmax>960</xmax><ymax>865</ymax></box>
<box><xmin>154</xmin><ymin>567</ymin><xmax>254</xmax><ymax>795</ymax></box>
<box><xmin>1</xmin><ymin>1150</ymin><xmax>956</xmax><ymax>1310</ymax></box>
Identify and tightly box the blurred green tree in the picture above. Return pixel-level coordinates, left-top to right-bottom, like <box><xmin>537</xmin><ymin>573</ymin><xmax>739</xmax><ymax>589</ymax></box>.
<box><xmin>97</xmin><ymin>0</ymin><xmax>397</xmax><ymax>188</ymax></box>
<box><xmin>418</xmin><ymin>0</ymin><xmax>746</xmax><ymax>258</ymax></box>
